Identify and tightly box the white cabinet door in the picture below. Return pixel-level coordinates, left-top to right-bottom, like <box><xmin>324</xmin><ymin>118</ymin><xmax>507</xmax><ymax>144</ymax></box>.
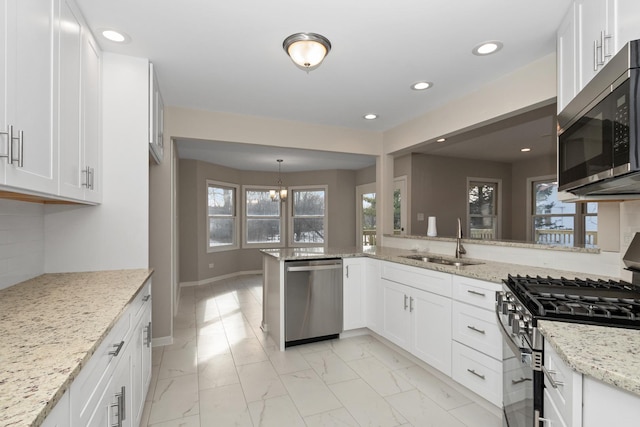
<box><xmin>110</xmin><ymin>339</ymin><xmax>133</xmax><ymax>427</ymax></box>
<box><xmin>41</xmin><ymin>390</ymin><xmax>69</xmax><ymax>427</ymax></box>
<box><xmin>131</xmin><ymin>303</ymin><xmax>152</xmax><ymax>427</ymax></box>
<box><xmin>343</xmin><ymin>258</ymin><xmax>366</xmax><ymax>330</ymax></box>
<box><xmin>381</xmin><ymin>279</ymin><xmax>411</xmax><ymax>350</ymax></box>
<box><xmin>576</xmin><ymin>0</ymin><xmax>615</xmax><ymax>90</ymax></box>
<box><xmin>0</xmin><ymin>0</ymin><xmax>7</xmax><ymax>180</ymax></box>
<box><xmin>4</xmin><ymin>0</ymin><xmax>58</xmax><ymax>193</ymax></box>
<box><xmin>365</xmin><ymin>258</ymin><xmax>382</xmax><ymax>334</ymax></box>
<box><xmin>543</xmin><ymin>388</ymin><xmax>568</xmax><ymax>427</ymax></box>
<box><xmin>411</xmin><ymin>287</ymin><xmax>452</xmax><ymax>376</ymax></box>
<box><xmin>616</xmin><ymin>0</ymin><xmax>640</xmax><ymax>55</ymax></box>
<box><xmin>58</xmin><ymin>0</ymin><xmax>101</xmax><ymax>203</ymax></box>
<box><xmin>557</xmin><ymin>2</ymin><xmax>577</xmax><ymax>113</ymax></box>
<box><xmin>84</xmin><ymin>373</ymin><xmax>113</xmax><ymax>427</ymax></box>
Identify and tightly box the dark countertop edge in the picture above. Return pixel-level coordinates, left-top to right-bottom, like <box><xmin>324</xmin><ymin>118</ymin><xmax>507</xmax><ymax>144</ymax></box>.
<box><xmin>384</xmin><ymin>234</ymin><xmax>601</xmax><ymax>254</ymax></box>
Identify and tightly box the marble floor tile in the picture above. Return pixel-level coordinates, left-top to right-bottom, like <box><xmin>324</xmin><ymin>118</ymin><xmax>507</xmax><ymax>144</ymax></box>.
<box><xmin>148</xmin><ymin>414</ymin><xmax>200</xmax><ymax>427</ymax></box>
<box><xmin>328</xmin><ymin>337</ymin><xmax>373</xmax><ymax>362</ymax></box>
<box><xmin>280</xmin><ymin>369</ymin><xmax>342</xmax><ymax>416</ymax></box>
<box><xmin>229</xmin><ymin>336</ymin><xmax>269</xmax><ymax>366</ymax></box>
<box><xmin>198</xmin><ymin>383</ymin><xmax>253</xmax><ymax>427</ymax></box>
<box><xmin>386</xmin><ymin>389</ymin><xmax>467</xmax><ymax>427</ymax></box>
<box><xmin>302</xmin><ymin>349</ymin><xmax>359</xmax><ymax>385</ymax></box>
<box><xmin>237</xmin><ymin>360</ymin><xmax>288</xmax><ymax>402</ymax></box>
<box><xmin>196</xmin><ymin>331</ymin><xmax>230</xmax><ymax>361</ymax></box>
<box><xmin>347</xmin><ymin>356</ymin><xmax>414</xmax><ymax>396</ymax></box>
<box><xmin>247</xmin><ymin>395</ymin><xmax>306</xmax><ymax>427</ymax></box>
<box><xmin>268</xmin><ymin>346</ymin><xmax>311</xmax><ymax>375</ymax></box>
<box><xmin>394</xmin><ymin>365</ymin><xmax>472</xmax><ymax>411</ymax></box>
<box><xmin>361</xmin><ymin>339</ymin><xmax>416</xmax><ymax>370</ymax></box>
<box><xmin>329</xmin><ymin>378</ymin><xmax>407</xmax><ymax>427</ymax></box>
<box><xmin>303</xmin><ymin>407</ymin><xmax>360</xmax><ymax>427</ymax></box>
<box><xmin>158</xmin><ymin>346</ymin><xmax>198</xmax><ymax>380</ymax></box>
<box><xmin>152</xmin><ymin>346</ymin><xmax>164</xmax><ymax>366</ymax></box>
<box><xmin>148</xmin><ymin>374</ymin><xmax>199</xmax><ymax>425</ymax></box>
<box><xmin>449</xmin><ymin>402</ymin><xmax>502</xmax><ymax>427</ymax></box>
<box><xmin>198</xmin><ymin>352</ymin><xmax>239</xmax><ymax>390</ymax></box>
<box><xmin>163</xmin><ymin>327</ymin><xmax>197</xmax><ymax>352</ymax></box>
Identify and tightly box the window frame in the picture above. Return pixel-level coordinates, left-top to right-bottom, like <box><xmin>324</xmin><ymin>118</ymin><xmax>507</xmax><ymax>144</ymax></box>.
<box><xmin>466</xmin><ymin>177</ymin><xmax>502</xmax><ymax>240</ymax></box>
<box><xmin>206</xmin><ymin>180</ymin><xmax>240</xmax><ymax>253</ymax></box>
<box><xmin>288</xmin><ymin>185</ymin><xmax>328</xmax><ymax>248</ymax></box>
<box><xmin>242</xmin><ymin>185</ymin><xmax>285</xmax><ymax>249</ymax></box>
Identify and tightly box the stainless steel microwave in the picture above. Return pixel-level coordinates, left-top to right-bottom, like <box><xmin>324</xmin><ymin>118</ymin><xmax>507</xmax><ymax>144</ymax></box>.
<box><xmin>557</xmin><ymin>39</ymin><xmax>640</xmax><ymax>196</ymax></box>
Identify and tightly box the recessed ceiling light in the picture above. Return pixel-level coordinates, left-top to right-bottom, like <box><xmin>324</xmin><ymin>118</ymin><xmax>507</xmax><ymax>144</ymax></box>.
<box><xmin>411</xmin><ymin>81</ymin><xmax>433</xmax><ymax>91</ymax></box>
<box><xmin>100</xmin><ymin>29</ymin><xmax>131</xmax><ymax>43</ymax></box>
<box><xmin>472</xmin><ymin>41</ymin><xmax>503</xmax><ymax>56</ymax></box>
<box><xmin>436</xmin><ymin>138</ymin><xmax>446</xmax><ymax>143</ymax></box>
<box><xmin>363</xmin><ymin>114</ymin><xmax>378</xmax><ymax>120</ymax></box>
<box><xmin>521</xmin><ymin>148</ymin><xmax>531</xmax><ymax>152</ymax></box>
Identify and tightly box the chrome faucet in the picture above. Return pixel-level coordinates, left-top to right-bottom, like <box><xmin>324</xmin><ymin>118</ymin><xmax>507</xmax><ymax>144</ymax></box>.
<box><xmin>455</xmin><ymin>218</ymin><xmax>466</xmax><ymax>259</ymax></box>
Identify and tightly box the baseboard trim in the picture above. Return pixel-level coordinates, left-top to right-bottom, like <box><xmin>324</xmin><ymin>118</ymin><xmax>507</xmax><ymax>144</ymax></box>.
<box><xmin>179</xmin><ymin>270</ymin><xmax>262</xmax><ymax>288</ymax></box>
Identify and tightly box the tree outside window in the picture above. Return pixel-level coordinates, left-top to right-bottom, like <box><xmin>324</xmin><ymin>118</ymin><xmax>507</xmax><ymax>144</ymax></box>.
<box><xmin>291</xmin><ymin>188</ymin><xmax>326</xmax><ymax>245</ymax></box>
<box><xmin>468</xmin><ymin>181</ymin><xmax>498</xmax><ymax>239</ymax></box>
<box><xmin>245</xmin><ymin>188</ymin><xmax>283</xmax><ymax>246</ymax></box>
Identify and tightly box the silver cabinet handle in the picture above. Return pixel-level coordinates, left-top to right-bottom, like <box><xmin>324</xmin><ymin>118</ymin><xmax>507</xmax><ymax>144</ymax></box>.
<box><xmin>467</xmin><ymin>289</ymin><xmax>486</xmax><ymax>297</ymax></box>
<box><xmin>601</xmin><ymin>31</ymin><xmax>612</xmax><ymax>63</ymax></box>
<box><xmin>142</xmin><ymin>294</ymin><xmax>151</xmax><ymax>302</ymax></box>
<box><xmin>111</xmin><ymin>386</ymin><xmax>124</xmax><ymax>427</ymax></box>
<box><xmin>542</xmin><ymin>365</ymin><xmax>564</xmax><ymax>388</ymax></box>
<box><xmin>467</xmin><ymin>325</ymin><xmax>486</xmax><ymax>334</ymax></box>
<box><xmin>145</xmin><ymin>321</ymin><xmax>152</xmax><ymax>347</ymax></box>
<box><xmin>511</xmin><ymin>377</ymin><xmax>531</xmax><ymax>385</ymax></box>
<box><xmin>403</xmin><ymin>294</ymin><xmax>408</xmax><ymax>310</ymax></box>
<box><xmin>89</xmin><ymin>167</ymin><xmax>95</xmax><ymax>190</ymax></box>
<box><xmin>121</xmin><ymin>386</ymin><xmax>126</xmax><ymax>421</ymax></box>
<box><xmin>0</xmin><ymin>125</ymin><xmax>13</xmax><ymax>164</ymax></box>
<box><xmin>287</xmin><ymin>264</ymin><xmax>342</xmax><ymax>272</ymax></box>
<box><xmin>409</xmin><ymin>296</ymin><xmax>414</xmax><ymax>312</ymax></box>
<box><xmin>16</xmin><ymin>130</ymin><xmax>23</xmax><ymax>167</ymax></box>
<box><xmin>109</xmin><ymin>340</ymin><xmax>125</xmax><ymax>357</ymax></box>
<box><xmin>345</xmin><ymin>265</ymin><xmax>349</xmax><ymax>278</ymax></box>
<box><xmin>467</xmin><ymin>368</ymin><xmax>485</xmax><ymax>380</ymax></box>
<box><xmin>82</xmin><ymin>167</ymin><xmax>90</xmax><ymax>188</ymax></box>
<box><xmin>594</xmin><ymin>39</ymin><xmax>600</xmax><ymax>70</ymax></box>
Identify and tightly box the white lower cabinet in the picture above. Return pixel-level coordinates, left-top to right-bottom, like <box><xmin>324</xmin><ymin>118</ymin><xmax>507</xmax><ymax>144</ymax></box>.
<box><xmin>452</xmin><ymin>341</ymin><xmax>502</xmax><ymax>407</ymax></box>
<box><xmin>543</xmin><ymin>388</ymin><xmax>568</xmax><ymax>427</ymax></box>
<box><xmin>46</xmin><ymin>279</ymin><xmax>152</xmax><ymax>427</ymax></box>
<box><xmin>379</xmin><ymin>261</ymin><xmax>453</xmax><ymax>376</ymax></box>
<box><xmin>343</xmin><ymin>257</ymin><xmax>366</xmax><ymax>330</ymax></box>
<box><xmin>364</xmin><ymin>258</ymin><xmax>382</xmax><ymax>335</ymax></box>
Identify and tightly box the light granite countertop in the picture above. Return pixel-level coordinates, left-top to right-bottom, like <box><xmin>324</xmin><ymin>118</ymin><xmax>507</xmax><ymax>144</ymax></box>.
<box><xmin>539</xmin><ymin>321</ymin><xmax>640</xmax><ymax>397</ymax></box>
<box><xmin>0</xmin><ymin>269</ymin><xmax>153</xmax><ymax>427</ymax></box>
<box><xmin>262</xmin><ymin>246</ymin><xmax>640</xmax><ymax>396</ymax></box>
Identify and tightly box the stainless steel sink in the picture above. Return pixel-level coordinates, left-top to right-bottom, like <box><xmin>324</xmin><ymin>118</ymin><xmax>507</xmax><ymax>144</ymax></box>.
<box><xmin>400</xmin><ymin>254</ymin><xmax>482</xmax><ymax>267</ymax></box>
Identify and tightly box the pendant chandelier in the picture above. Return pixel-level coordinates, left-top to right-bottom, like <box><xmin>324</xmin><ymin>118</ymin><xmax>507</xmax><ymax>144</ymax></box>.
<box><xmin>270</xmin><ymin>159</ymin><xmax>287</xmax><ymax>202</ymax></box>
<box><xmin>283</xmin><ymin>32</ymin><xmax>332</xmax><ymax>72</ymax></box>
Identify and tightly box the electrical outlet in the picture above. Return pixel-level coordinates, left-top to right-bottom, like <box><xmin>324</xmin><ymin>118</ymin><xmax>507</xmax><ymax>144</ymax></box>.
<box><xmin>209</xmin><ymin>263</ymin><xmax>214</xmax><ymax>269</ymax></box>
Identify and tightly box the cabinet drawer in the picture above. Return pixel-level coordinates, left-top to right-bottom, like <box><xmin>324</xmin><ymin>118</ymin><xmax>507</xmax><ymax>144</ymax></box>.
<box><xmin>452</xmin><ymin>301</ymin><xmax>501</xmax><ymax>360</ymax></box>
<box><xmin>544</xmin><ymin>342</ymin><xmax>582</xmax><ymax>427</ymax></box>
<box><xmin>452</xmin><ymin>275</ymin><xmax>500</xmax><ymax>311</ymax></box>
<box><xmin>132</xmin><ymin>279</ymin><xmax>152</xmax><ymax>321</ymax></box>
<box><xmin>452</xmin><ymin>341</ymin><xmax>502</xmax><ymax>407</ymax></box>
<box><xmin>381</xmin><ymin>261</ymin><xmax>452</xmax><ymax>297</ymax></box>
<box><xmin>70</xmin><ymin>309</ymin><xmax>131</xmax><ymax>426</ymax></box>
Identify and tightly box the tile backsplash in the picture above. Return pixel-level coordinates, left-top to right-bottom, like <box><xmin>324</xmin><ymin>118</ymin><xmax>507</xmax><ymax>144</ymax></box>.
<box><xmin>0</xmin><ymin>199</ymin><xmax>44</xmax><ymax>290</ymax></box>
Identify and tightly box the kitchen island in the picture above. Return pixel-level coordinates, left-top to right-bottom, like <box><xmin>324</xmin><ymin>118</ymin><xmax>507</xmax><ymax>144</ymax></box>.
<box><xmin>0</xmin><ymin>269</ymin><xmax>153</xmax><ymax>427</ymax></box>
<box><xmin>261</xmin><ymin>246</ymin><xmax>640</xmax><ymax>402</ymax></box>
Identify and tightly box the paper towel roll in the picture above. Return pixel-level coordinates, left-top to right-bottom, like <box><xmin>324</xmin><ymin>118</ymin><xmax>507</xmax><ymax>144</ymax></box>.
<box><xmin>427</xmin><ymin>216</ymin><xmax>437</xmax><ymax>236</ymax></box>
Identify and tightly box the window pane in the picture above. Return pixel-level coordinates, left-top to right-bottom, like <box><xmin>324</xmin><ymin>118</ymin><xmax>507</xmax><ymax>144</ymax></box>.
<box><xmin>209</xmin><ymin>218</ymin><xmax>234</xmax><ymax>246</ymax></box>
<box><xmin>586</xmin><ymin>202</ymin><xmax>598</xmax><ymax>214</ymax></box>
<box><xmin>293</xmin><ymin>190</ymin><xmax>325</xmax><ymax>216</ymax></box>
<box><xmin>393</xmin><ymin>189</ymin><xmax>401</xmax><ymax>231</ymax></box>
<box><xmin>247</xmin><ymin>218</ymin><xmax>281</xmax><ymax>243</ymax></box>
<box><xmin>292</xmin><ymin>218</ymin><xmax>324</xmax><ymax>243</ymax></box>
<box><xmin>534</xmin><ymin>181</ymin><xmax>575</xmax><ymax>215</ymax></box>
<box><xmin>469</xmin><ymin>216</ymin><xmax>496</xmax><ymax>239</ymax></box>
<box><xmin>534</xmin><ymin>216</ymin><xmax>575</xmax><ymax>246</ymax></box>
<box><xmin>246</xmin><ymin>190</ymin><xmax>280</xmax><ymax>216</ymax></box>
<box><xmin>585</xmin><ymin>215</ymin><xmax>598</xmax><ymax>246</ymax></box>
<box><xmin>469</xmin><ymin>183</ymin><xmax>496</xmax><ymax>215</ymax></box>
<box><xmin>208</xmin><ymin>186</ymin><xmax>234</xmax><ymax>216</ymax></box>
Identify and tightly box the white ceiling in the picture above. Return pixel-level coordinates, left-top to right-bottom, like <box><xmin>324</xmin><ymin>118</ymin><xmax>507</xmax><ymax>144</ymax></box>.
<box><xmin>75</xmin><ymin>0</ymin><xmax>570</xmax><ymax>169</ymax></box>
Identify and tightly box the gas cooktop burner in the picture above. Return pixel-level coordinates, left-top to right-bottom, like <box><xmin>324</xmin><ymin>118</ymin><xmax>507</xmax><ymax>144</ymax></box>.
<box><xmin>504</xmin><ymin>274</ymin><xmax>640</xmax><ymax>328</ymax></box>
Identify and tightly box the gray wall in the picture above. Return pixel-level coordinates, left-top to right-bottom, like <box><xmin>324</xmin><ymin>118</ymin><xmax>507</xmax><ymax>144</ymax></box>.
<box><xmin>409</xmin><ymin>154</ymin><xmax>513</xmax><ymax>239</ymax></box>
<box><xmin>178</xmin><ymin>159</ymin><xmax>358</xmax><ymax>284</ymax></box>
<box><xmin>355</xmin><ymin>165</ymin><xmax>375</xmax><ymax>186</ymax></box>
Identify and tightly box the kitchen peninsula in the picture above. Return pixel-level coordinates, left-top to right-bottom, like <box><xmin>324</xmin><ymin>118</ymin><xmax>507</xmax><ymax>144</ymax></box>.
<box><xmin>261</xmin><ymin>244</ymin><xmax>640</xmax><ymax>416</ymax></box>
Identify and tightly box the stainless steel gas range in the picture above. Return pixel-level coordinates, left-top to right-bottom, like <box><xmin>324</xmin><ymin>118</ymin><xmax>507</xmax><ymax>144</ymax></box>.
<box><xmin>496</xmin><ymin>235</ymin><xmax>640</xmax><ymax>427</ymax></box>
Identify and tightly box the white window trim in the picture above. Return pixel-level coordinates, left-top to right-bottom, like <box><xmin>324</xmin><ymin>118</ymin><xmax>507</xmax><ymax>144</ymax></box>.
<box><xmin>288</xmin><ymin>185</ymin><xmax>328</xmax><ymax>248</ymax></box>
<box><xmin>526</xmin><ymin>174</ymin><xmax>556</xmax><ymax>242</ymax></box>
<box><xmin>466</xmin><ymin>177</ymin><xmax>502</xmax><ymax>240</ymax></box>
<box><xmin>206</xmin><ymin>179</ymin><xmax>240</xmax><ymax>253</ymax></box>
<box><xmin>356</xmin><ymin>182</ymin><xmax>376</xmax><ymax>248</ymax></box>
<box><xmin>394</xmin><ymin>176</ymin><xmax>407</xmax><ymax>235</ymax></box>
<box><xmin>242</xmin><ymin>185</ymin><xmax>285</xmax><ymax>249</ymax></box>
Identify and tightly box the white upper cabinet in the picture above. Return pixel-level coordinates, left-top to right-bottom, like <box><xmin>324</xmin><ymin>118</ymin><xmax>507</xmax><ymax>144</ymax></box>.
<box><xmin>559</xmin><ymin>0</ymin><xmax>640</xmax><ymax>110</ymax></box>
<box><xmin>59</xmin><ymin>0</ymin><xmax>101</xmax><ymax>203</ymax></box>
<box><xmin>2</xmin><ymin>0</ymin><xmax>58</xmax><ymax>194</ymax></box>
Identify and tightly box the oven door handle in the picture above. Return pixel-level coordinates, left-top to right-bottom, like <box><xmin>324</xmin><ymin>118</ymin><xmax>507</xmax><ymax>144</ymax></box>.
<box><xmin>496</xmin><ymin>309</ymin><xmax>526</xmax><ymax>358</ymax></box>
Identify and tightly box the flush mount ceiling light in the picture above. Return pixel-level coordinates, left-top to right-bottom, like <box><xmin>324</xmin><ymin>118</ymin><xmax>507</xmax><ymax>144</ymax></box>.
<box><xmin>521</xmin><ymin>147</ymin><xmax>531</xmax><ymax>152</ymax></box>
<box><xmin>363</xmin><ymin>113</ymin><xmax>378</xmax><ymax>120</ymax></box>
<box><xmin>283</xmin><ymin>32</ymin><xmax>332</xmax><ymax>72</ymax></box>
<box><xmin>100</xmin><ymin>29</ymin><xmax>131</xmax><ymax>43</ymax></box>
<box><xmin>472</xmin><ymin>40</ymin><xmax>503</xmax><ymax>56</ymax></box>
<box><xmin>411</xmin><ymin>81</ymin><xmax>433</xmax><ymax>91</ymax></box>
<box><xmin>270</xmin><ymin>159</ymin><xmax>288</xmax><ymax>203</ymax></box>
<box><xmin>436</xmin><ymin>138</ymin><xmax>446</xmax><ymax>143</ymax></box>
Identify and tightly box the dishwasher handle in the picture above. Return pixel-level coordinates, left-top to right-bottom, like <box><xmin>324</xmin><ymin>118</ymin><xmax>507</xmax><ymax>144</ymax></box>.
<box><xmin>286</xmin><ymin>264</ymin><xmax>342</xmax><ymax>272</ymax></box>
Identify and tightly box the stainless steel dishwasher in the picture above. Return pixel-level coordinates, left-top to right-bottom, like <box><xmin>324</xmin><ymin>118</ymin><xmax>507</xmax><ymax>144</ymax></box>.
<box><xmin>285</xmin><ymin>258</ymin><xmax>343</xmax><ymax>347</ymax></box>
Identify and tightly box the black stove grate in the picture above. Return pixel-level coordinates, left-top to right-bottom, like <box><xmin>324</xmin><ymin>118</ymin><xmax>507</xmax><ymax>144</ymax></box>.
<box><xmin>504</xmin><ymin>274</ymin><xmax>640</xmax><ymax>328</ymax></box>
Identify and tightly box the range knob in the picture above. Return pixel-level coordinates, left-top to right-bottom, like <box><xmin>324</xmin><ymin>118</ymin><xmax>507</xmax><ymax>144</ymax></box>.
<box><xmin>508</xmin><ymin>312</ymin><xmax>521</xmax><ymax>327</ymax></box>
<box><xmin>513</xmin><ymin>319</ymin><xmax>526</xmax><ymax>335</ymax></box>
